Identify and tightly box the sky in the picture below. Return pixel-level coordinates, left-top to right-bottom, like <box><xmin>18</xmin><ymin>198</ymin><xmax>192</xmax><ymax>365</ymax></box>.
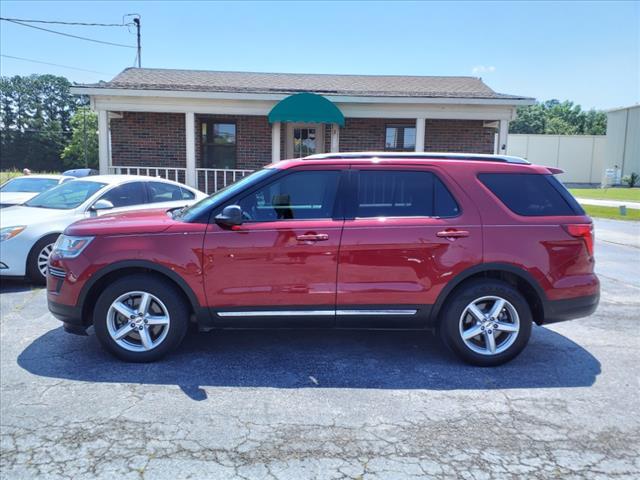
<box><xmin>1</xmin><ymin>0</ymin><xmax>638</xmax><ymax>110</ymax></box>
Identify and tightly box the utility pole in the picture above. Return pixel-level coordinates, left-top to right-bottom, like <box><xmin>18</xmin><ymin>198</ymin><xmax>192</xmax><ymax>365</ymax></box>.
<box><xmin>133</xmin><ymin>16</ymin><xmax>141</xmax><ymax>67</ymax></box>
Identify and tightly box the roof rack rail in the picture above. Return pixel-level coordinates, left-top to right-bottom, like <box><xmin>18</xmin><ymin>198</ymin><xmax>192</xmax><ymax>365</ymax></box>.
<box><xmin>303</xmin><ymin>151</ymin><xmax>530</xmax><ymax>164</ymax></box>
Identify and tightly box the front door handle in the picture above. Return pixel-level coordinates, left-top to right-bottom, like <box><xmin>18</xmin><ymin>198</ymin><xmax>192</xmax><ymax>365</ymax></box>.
<box><xmin>436</xmin><ymin>229</ymin><xmax>470</xmax><ymax>238</ymax></box>
<box><xmin>296</xmin><ymin>233</ymin><xmax>329</xmax><ymax>242</ymax></box>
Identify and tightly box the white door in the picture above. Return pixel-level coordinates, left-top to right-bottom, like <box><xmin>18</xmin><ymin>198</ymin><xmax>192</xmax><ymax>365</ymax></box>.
<box><xmin>286</xmin><ymin>123</ymin><xmax>324</xmax><ymax>158</ymax></box>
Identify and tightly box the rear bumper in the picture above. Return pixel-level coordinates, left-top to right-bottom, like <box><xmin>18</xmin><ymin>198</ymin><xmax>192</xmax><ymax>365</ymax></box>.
<box><xmin>542</xmin><ymin>293</ymin><xmax>599</xmax><ymax>324</ymax></box>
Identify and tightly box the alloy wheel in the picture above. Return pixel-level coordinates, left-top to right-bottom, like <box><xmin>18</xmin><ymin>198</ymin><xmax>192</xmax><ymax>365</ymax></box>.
<box><xmin>458</xmin><ymin>295</ymin><xmax>520</xmax><ymax>356</ymax></box>
<box><xmin>106</xmin><ymin>291</ymin><xmax>171</xmax><ymax>352</ymax></box>
<box><xmin>37</xmin><ymin>243</ymin><xmax>54</xmax><ymax>278</ymax></box>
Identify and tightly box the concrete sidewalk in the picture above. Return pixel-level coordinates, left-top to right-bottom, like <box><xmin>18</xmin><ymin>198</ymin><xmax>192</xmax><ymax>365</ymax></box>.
<box><xmin>576</xmin><ymin>197</ymin><xmax>640</xmax><ymax>209</ymax></box>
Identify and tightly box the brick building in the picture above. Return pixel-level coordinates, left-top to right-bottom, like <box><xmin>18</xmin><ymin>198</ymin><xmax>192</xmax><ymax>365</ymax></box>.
<box><xmin>73</xmin><ymin>68</ymin><xmax>534</xmax><ymax>192</ymax></box>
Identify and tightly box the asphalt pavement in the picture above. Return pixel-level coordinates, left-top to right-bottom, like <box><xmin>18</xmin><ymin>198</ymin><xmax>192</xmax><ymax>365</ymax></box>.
<box><xmin>0</xmin><ymin>219</ymin><xmax>638</xmax><ymax>479</ymax></box>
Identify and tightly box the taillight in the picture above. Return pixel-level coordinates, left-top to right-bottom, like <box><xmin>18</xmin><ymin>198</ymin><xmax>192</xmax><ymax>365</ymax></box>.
<box><xmin>563</xmin><ymin>224</ymin><xmax>594</xmax><ymax>256</ymax></box>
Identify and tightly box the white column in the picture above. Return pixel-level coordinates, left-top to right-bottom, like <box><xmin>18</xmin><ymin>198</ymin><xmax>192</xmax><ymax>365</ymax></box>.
<box><xmin>271</xmin><ymin>122</ymin><xmax>281</xmax><ymax>162</ymax></box>
<box><xmin>330</xmin><ymin>123</ymin><xmax>340</xmax><ymax>152</ymax></box>
<box><xmin>97</xmin><ymin>109</ymin><xmax>110</xmax><ymax>175</ymax></box>
<box><xmin>415</xmin><ymin>118</ymin><xmax>426</xmax><ymax>152</ymax></box>
<box><xmin>498</xmin><ymin>120</ymin><xmax>509</xmax><ymax>154</ymax></box>
<box><xmin>185</xmin><ymin>112</ymin><xmax>196</xmax><ymax>188</ymax></box>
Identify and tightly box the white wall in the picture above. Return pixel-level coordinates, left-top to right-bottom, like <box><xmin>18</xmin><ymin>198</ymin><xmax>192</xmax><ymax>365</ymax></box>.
<box><xmin>507</xmin><ymin>134</ymin><xmax>606</xmax><ymax>184</ymax></box>
<box><xmin>606</xmin><ymin>106</ymin><xmax>640</xmax><ymax>179</ymax></box>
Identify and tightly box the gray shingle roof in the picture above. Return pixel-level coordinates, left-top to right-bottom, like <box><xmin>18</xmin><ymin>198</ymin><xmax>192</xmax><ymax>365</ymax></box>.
<box><xmin>83</xmin><ymin>68</ymin><xmax>532</xmax><ymax>100</ymax></box>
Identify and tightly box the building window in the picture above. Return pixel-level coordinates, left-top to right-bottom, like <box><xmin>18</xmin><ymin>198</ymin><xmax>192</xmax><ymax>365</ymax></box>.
<box><xmin>385</xmin><ymin>125</ymin><xmax>416</xmax><ymax>151</ymax></box>
<box><xmin>202</xmin><ymin>121</ymin><xmax>237</xmax><ymax>169</ymax></box>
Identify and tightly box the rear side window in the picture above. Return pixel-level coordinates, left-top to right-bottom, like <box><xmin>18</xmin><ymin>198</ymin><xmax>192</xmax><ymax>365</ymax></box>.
<box><xmin>355</xmin><ymin>171</ymin><xmax>459</xmax><ymax>218</ymax></box>
<box><xmin>147</xmin><ymin>182</ymin><xmax>195</xmax><ymax>203</ymax></box>
<box><xmin>479</xmin><ymin>173</ymin><xmax>584</xmax><ymax>216</ymax></box>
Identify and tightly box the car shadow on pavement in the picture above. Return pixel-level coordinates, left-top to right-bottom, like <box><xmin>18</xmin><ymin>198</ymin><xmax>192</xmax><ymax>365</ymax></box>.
<box><xmin>0</xmin><ymin>278</ymin><xmax>39</xmax><ymax>294</ymax></box>
<box><xmin>17</xmin><ymin>325</ymin><xmax>601</xmax><ymax>400</ymax></box>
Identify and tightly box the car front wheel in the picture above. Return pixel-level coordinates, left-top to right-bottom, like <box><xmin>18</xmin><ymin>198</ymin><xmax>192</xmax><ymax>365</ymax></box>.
<box><xmin>27</xmin><ymin>234</ymin><xmax>60</xmax><ymax>285</ymax></box>
<box><xmin>439</xmin><ymin>280</ymin><xmax>532</xmax><ymax>366</ymax></box>
<box><xmin>93</xmin><ymin>274</ymin><xmax>189</xmax><ymax>362</ymax></box>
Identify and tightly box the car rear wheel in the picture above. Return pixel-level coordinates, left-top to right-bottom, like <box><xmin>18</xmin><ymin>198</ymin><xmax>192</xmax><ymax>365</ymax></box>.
<box><xmin>93</xmin><ymin>274</ymin><xmax>189</xmax><ymax>362</ymax></box>
<box><xmin>27</xmin><ymin>234</ymin><xmax>60</xmax><ymax>285</ymax></box>
<box><xmin>439</xmin><ymin>280</ymin><xmax>532</xmax><ymax>366</ymax></box>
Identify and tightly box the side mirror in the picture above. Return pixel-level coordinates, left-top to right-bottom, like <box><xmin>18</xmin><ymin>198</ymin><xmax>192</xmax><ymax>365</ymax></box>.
<box><xmin>91</xmin><ymin>199</ymin><xmax>114</xmax><ymax>211</ymax></box>
<box><xmin>215</xmin><ymin>205</ymin><xmax>243</xmax><ymax>227</ymax></box>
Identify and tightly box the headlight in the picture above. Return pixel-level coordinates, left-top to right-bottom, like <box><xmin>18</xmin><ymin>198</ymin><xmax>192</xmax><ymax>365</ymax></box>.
<box><xmin>52</xmin><ymin>235</ymin><xmax>94</xmax><ymax>259</ymax></box>
<box><xmin>0</xmin><ymin>226</ymin><xmax>26</xmax><ymax>242</ymax></box>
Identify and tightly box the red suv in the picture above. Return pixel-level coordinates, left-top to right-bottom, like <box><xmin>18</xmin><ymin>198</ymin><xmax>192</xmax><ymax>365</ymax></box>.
<box><xmin>47</xmin><ymin>153</ymin><xmax>599</xmax><ymax>366</ymax></box>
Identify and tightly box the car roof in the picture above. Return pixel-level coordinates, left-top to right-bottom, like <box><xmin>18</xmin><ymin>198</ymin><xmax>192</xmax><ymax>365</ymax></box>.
<box><xmin>73</xmin><ymin>174</ymin><xmax>192</xmax><ymax>187</ymax></box>
<box><xmin>304</xmin><ymin>152</ymin><xmax>530</xmax><ymax>164</ymax></box>
<box><xmin>271</xmin><ymin>152</ymin><xmax>556</xmax><ymax>174</ymax></box>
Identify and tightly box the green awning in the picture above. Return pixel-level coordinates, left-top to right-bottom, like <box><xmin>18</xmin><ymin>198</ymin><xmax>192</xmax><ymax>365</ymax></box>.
<box><xmin>268</xmin><ymin>92</ymin><xmax>345</xmax><ymax>126</ymax></box>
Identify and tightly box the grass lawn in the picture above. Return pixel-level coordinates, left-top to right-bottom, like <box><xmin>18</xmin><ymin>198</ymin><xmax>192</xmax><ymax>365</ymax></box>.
<box><xmin>569</xmin><ymin>187</ymin><xmax>640</xmax><ymax>202</ymax></box>
<box><xmin>583</xmin><ymin>204</ymin><xmax>640</xmax><ymax>221</ymax></box>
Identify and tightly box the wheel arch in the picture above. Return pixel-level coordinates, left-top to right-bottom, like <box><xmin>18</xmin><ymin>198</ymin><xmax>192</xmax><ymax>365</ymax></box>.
<box><xmin>79</xmin><ymin>260</ymin><xmax>204</xmax><ymax>326</ymax></box>
<box><xmin>26</xmin><ymin>232</ymin><xmax>63</xmax><ymax>275</ymax></box>
<box><xmin>431</xmin><ymin>263</ymin><xmax>547</xmax><ymax>325</ymax></box>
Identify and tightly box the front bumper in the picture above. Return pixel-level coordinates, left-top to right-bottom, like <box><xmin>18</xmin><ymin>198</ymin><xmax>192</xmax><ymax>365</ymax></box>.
<box><xmin>0</xmin><ymin>236</ymin><xmax>31</xmax><ymax>277</ymax></box>
<box><xmin>48</xmin><ymin>299</ymin><xmax>87</xmax><ymax>335</ymax></box>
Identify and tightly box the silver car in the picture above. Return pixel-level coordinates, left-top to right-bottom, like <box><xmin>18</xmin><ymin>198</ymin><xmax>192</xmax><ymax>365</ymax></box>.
<box><xmin>0</xmin><ymin>175</ymin><xmax>206</xmax><ymax>283</ymax></box>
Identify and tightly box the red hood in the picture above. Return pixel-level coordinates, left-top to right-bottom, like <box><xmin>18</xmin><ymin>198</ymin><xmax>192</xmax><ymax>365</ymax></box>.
<box><xmin>66</xmin><ymin>208</ymin><xmax>180</xmax><ymax>236</ymax></box>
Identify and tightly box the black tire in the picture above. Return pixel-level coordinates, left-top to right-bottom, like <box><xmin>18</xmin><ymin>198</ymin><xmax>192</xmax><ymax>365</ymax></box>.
<box><xmin>439</xmin><ymin>280</ymin><xmax>532</xmax><ymax>367</ymax></box>
<box><xmin>93</xmin><ymin>274</ymin><xmax>190</xmax><ymax>362</ymax></box>
<box><xmin>26</xmin><ymin>234</ymin><xmax>60</xmax><ymax>285</ymax></box>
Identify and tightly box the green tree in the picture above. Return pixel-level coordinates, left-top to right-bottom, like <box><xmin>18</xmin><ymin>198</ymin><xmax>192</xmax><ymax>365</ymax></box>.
<box><xmin>510</xmin><ymin>99</ymin><xmax>607</xmax><ymax>135</ymax></box>
<box><xmin>0</xmin><ymin>74</ymin><xmax>85</xmax><ymax>171</ymax></box>
<box><xmin>61</xmin><ymin>107</ymin><xmax>98</xmax><ymax>169</ymax></box>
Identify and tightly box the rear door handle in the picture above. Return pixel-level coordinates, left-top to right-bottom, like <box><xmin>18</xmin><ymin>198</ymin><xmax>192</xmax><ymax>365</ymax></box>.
<box><xmin>436</xmin><ymin>230</ymin><xmax>470</xmax><ymax>238</ymax></box>
<box><xmin>296</xmin><ymin>233</ymin><xmax>329</xmax><ymax>242</ymax></box>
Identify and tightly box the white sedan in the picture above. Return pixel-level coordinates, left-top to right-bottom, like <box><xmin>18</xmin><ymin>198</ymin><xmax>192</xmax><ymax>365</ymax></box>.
<box><xmin>0</xmin><ymin>174</ymin><xmax>75</xmax><ymax>208</ymax></box>
<box><xmin>0</xmin><ymin>175</ymin><xmax>206</xmax><ymax>283</ymax></box>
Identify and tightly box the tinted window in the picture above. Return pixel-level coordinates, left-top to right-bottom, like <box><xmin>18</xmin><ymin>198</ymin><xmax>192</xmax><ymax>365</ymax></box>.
<box><xmin>1</xmin><ymin>177</ymin><xmax>59</xmax><ymax>193</ymax></box>
<box><xmin>238</xmin><ymin>170</ymin><xmax>340</xmax><ymax>221</ymax></box>
<box><xmin>479</xmin><ymin>173</ymin><xmax>583</xmax><ymax>216</ymax></box>
<box><xmin>179</xmin><ymin>169</ymin><xmax>275</xmax><ymax>223</ymax></box>
<box><xmin>25</xmin><ymin>181</ymin><xmax>106</xmax><ymax>209</ymax></box>
<box><xmin>147</xmin><ymin>182</ymin><xmax>194</xmax><ymax>203</ymax></box>
<box><xmin>99</xmin><ymin>182</ymin><xmax>147</xmax><ymax>208</ymax></box>
<box><xmin>356</xmin><ymin>171</ymin><xmax>459</xmax><ymax>218</ymax></box>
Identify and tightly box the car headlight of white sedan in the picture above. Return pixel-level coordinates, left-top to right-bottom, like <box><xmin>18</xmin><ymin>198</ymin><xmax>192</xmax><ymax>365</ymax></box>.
<box><xmin>52</xmin><ymin>235</ymin><xmax>94</xmax><ymax>259</ymax></box>
<box><xmin>0</xmin><ymin>226</ymin><xmax>26</xmax><ymax>242</ymax></box>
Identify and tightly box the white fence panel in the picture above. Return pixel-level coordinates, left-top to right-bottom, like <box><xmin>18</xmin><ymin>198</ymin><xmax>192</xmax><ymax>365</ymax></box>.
<box><xmin>507</xmin><ymin>134</ymin><xmax>606</xmax><ymax>185</ymax></box>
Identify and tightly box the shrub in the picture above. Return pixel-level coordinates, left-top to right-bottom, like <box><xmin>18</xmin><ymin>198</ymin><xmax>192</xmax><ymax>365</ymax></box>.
<box><xmin>622</xmin><ymin>172</ymin><xmax>639</xmax><ymax>188</ymax></box>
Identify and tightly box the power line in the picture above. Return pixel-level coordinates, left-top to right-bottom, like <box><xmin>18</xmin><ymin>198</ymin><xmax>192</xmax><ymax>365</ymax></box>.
<box><xmin>0</xmin><ymin>17</ymin><xmax>132</xmax><ymax>27</ymax></box>
<box><xmin>1</xmin><ymin>18</ymin><xmax>136</xmax><ymax>48</ymax></box>
<box><xmin>1</xmin><ymin>54</ymin><xmax>113</xmax><ymax>75</ymax></box>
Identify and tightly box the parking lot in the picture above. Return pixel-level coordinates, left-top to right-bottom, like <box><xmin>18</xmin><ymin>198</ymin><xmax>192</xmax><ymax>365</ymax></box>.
<box><xmin>0</xmin><ymin>219</ymin><xmax>638</xmax><ymax>479</ymax></box>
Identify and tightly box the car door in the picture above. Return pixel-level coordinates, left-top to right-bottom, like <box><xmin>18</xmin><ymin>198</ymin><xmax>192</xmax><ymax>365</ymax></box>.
<box><xmin>336</xmin><ymin>166</ymin><xmax>482</xmax><ymax>327</ymax></box>
<box><xmin>202</xmin><ymin>167</ymin><xmax>345</xmax><ymax>326</ymax></box>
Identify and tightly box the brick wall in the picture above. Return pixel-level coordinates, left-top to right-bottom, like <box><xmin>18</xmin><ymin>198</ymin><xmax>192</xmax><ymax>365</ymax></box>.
<box><xmin>425</xmin><ymin>119</ymin><xmax>494</xmax><ymax>154</ymax></box>
<box><xmin>110</xmin><ymin>113</ymin><xmax>496</xmax><ymax>177</ymax></box>
<box><xmin>110</xmin><ymin>112</ymin><xmax>186</xmax><ymax>168</ymax></box>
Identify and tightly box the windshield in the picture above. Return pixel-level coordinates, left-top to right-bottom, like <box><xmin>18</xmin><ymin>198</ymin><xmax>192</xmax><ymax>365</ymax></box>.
<box><xmin>25</xmin><ymin>180</ymin><xmax>106</xmax><ymax>210</ymax></box>
<box><xmin>0</xmin><ymin>177</ymin><xmax>59</xmax><ymax>193</ymax></box>
<box><xmin>179</xmin><ymin>168</ymin><xmax>276</xmax><ymax>222</ymax></box>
